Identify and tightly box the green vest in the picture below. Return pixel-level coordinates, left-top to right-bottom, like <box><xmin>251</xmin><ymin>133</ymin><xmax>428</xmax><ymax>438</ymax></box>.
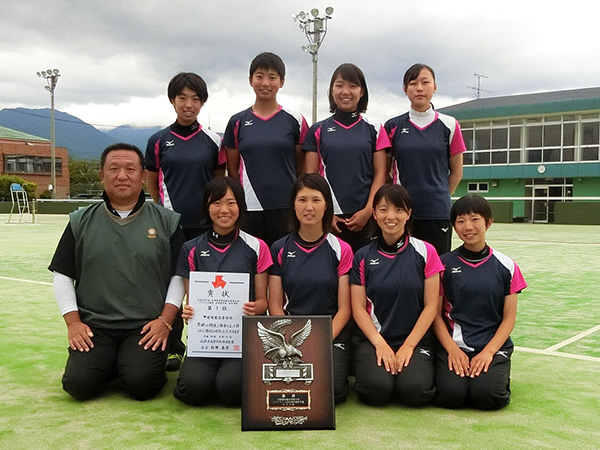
<box><xmin>70</xmin><ymin>201</ymin><xmax>180</xmax><ymax>329</ymax></box>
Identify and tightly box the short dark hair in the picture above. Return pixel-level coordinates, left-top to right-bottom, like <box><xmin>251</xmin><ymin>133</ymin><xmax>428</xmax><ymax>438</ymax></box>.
<box><xmin>372</xmin><ymin>184</ymin><xmax>414</xmax><ymax>236</ymax></box>
<box><xmin>249</xmin><ymin>52</ymin><xmax>285</xmax><ymax>79</ymax></box>
<box><xmin>328</xmin><ymin>63</ymin><xmax>369</xmax><ymax>113</ymax></box>
<box><xmin>167</xmin><ymin>72</ymin><xmax>209</xmax><ymax>103</ymax></box>
<box><xmin>203</xmin><ymin>176</ymin><xmax>246</xmax><ymax>228</ymax></box>
<box><xmin>289</xmin><ymin>173</ymin><xmax>334</xmax><ymax>234</ymax></box>
<box><xmin>450</xmin><ymin>194</ymin><xmax>493</xmax><ymax>225</ymax></box>
<box><xmin>100</xmin><ymin>143</ymin><xmax>144</xmax><ymax>169</ymax></box>
<box><xmin>403</xmin><ymin>63</ymin><xmax>436</xmax><ymax>88</ymax></box>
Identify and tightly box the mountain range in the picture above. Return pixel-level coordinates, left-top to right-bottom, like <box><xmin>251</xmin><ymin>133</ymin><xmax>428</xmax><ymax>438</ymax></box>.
<box><xmin>0</xmin><ymin>108</ymin><xmax>162</xmax><ymax>160</ymax></box>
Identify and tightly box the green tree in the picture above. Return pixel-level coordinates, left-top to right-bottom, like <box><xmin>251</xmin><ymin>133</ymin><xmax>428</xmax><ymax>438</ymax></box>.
<box><xmin>0</xmin><ymin>175</ymin><xmax>37</xmax><ymax>201</ymax></box>
<box><xmin>69</xmin><ymin>157</ymin><xmax>101</xmax><ymax>197</ymax></box>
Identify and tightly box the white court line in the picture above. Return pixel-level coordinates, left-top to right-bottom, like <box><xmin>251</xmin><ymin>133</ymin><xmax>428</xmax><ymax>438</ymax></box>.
<box><xmin>516</xmin><ymin>346</ymin><xmax>600</xmax><ymax>362</ymax></box>
<box><xmin>3</xmin><ymin>276</ymin><xmax>599</xmax><ymax>362</ymax></box>
<box><xmin>490</xmin><ymin>239</ymin><xmax>600</xmax><ymax>246</ymax></box>
<box><xmin>544</xmin><ymin>324</ymin><xmax>600</xmax><ymax>352</ymax></box>
<box><xmin>0</xmin><ymin>275</ymin><xmax>52</xmax><ymax>286</ymax></box>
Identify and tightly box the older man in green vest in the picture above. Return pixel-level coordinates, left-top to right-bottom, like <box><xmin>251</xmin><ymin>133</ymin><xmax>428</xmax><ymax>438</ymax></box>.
<box><xmin>49</xmin><ymin>143</ymin><xmax>186</xmax><ymax>401</ymax></box>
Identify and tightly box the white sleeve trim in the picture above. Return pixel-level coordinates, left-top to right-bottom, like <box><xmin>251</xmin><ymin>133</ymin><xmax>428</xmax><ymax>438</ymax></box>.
<box><xmin>165</xmin><ymin>275</ymin><xmax>185</xmax><ymax>308</ymax></box>
<box><xmin>53</xmin><ymin>271</ymin><xmax>78</xmax><ymax>316</ymax></box>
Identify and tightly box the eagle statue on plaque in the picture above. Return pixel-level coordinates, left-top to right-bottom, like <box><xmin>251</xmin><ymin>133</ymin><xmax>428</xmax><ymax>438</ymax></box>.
<box><xmin>257</xmin><ymin>319</ymin><xmax>314</xmax><ymax>384</ymax></box>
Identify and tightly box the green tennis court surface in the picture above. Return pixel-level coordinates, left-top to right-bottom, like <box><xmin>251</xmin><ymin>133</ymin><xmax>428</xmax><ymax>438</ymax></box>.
<box><xmin>1</xmin><ymin>215</ymin><xmax>598</xmax><ymax>449</ymax></box>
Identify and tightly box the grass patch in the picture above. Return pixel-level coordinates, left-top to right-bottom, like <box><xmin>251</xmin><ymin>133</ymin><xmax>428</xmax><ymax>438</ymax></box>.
<box><xmin>1</xmin><ymin>216</ymin><xmax>599</xmax><ymax>449</ymax></box>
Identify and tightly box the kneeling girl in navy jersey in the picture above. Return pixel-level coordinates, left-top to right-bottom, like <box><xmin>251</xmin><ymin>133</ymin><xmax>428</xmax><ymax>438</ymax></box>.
<box><xmin>173</xmin><ymin>177</ymin><xmax>272</xmax><ymax>406</ymax></box>
<box><xmin>433</xmin><ymin>194</ymin><xmax>527</xmax><ymax>410</ymax></box>
<box><xmin>351</xmin><ymin>184</ymin><xmax>443</xmax><ymax>406</ymax></box>
<box><xmin>268</xmin><ymin>173</ymin><xmax>353</xmax><ymax>403</ymax></box>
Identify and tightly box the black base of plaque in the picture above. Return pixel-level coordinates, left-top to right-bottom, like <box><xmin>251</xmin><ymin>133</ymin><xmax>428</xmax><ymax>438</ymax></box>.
<box><xmin>241</xmin><ymin>315</ymin><xmax>335</xmax><ymax>431</ymax></box>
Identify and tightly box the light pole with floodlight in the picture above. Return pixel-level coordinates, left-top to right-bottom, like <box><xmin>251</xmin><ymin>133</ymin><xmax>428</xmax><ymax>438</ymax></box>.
<box><xmin>37</xmin><ymin>69</ymin><xmax>60</xmax><ymax>199</ymax></box>
<box><xmin>293</xmin><ymin>7</ymin><xmax>334</xmax><ymax>124</ymax></box>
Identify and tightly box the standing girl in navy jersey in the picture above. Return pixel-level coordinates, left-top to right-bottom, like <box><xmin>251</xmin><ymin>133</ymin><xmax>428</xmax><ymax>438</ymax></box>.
<box><xmin>385</xmin><ymin>63</ymin><xmax>466</xmax><ymax>256</ymax></box>
<box><xmin>304</xmin><ymin>63</ymin><xmax>389</xmax><ymax>252</ymax></box>
<box><xmin>268</xmin><ymin>173</ymin><xmax>353</xmax><ymax>403</ymax></box>
<box><xmin>350</xmin><ymin>184</ymin><xmax>443</xmax><ymax>406</ymax></box>
<box><xmin>173</xmin><ymin>177</ymin><xmax>272</xmax><ymax>406</ymax></box>
<box><xmin>224</xmin><ymin>52</ymin><xmax>309</xmax><ymax>246</ymax></box>
<box><xmin>145</xmin><ymin>72</ymin><xmax>226</xmax><ymax>370</ymax></box>
<box><xmin>434</xmin><ymin>195</ymin><xmax>526</xmax><ymax>410</ymax></box>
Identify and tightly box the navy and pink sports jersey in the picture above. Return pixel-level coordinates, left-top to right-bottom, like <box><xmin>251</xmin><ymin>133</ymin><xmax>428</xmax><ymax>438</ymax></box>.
<box><xmin>269</xmin><ymin>232</ymin><xmax>353</xmax><ymax>316</ymax></box>
<box><xmin>223</xmin><ymin>106</ymin><xmax>308</xmax><ymax>211</ymax></box>
<box><xmin>440</xmin><ymin>247</ymin><xmax>527</xmax><ymax>352</ymax></box>
<box><xmin>145</xmin><ymin>125</ymin><xmax>226</xmax><ymax>228</ymax></box>
<box><xmin>385</xmin><ymin>110</ymin><xmax>466</xmax><ymax>220</ymax></box>
<box><xmin>176</xmin><ymin>230</ymin><xmax>272</xmax><ymax>301</ymax></box>
<box><xmin>303</xmin><ymin>115</ymin><xmax>390</xmax><ymax>215</ymax></box>
<box><xmin>350</xmin><ymin>237</ymin><xmax>444</xmax><ymax>347</ymax></box>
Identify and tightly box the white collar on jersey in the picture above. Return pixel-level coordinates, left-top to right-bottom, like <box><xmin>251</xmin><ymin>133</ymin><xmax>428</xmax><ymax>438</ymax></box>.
<box><xmin>409</xmin><ymin>107</ymin><xmax>436</xmax><ymax>129</ymax></box>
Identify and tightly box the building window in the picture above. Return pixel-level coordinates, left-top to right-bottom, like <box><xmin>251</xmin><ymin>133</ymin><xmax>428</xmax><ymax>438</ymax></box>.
<box><xmin>3</xmin><ymin>155</ymin><xmax>62</xmax><ymax>174</ymax></box>
<box><xmin>467</xmin><ymin>182</ymin><xmax>489</xmax><ymax>193</ymax></box>
<box><xmin>461</xmin><ymin>114</ymin><xmax>600</xmax><ymax>166</ymax></box>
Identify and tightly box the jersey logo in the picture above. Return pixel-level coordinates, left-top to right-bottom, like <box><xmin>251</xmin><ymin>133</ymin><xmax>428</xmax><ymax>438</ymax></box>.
<box><xmin>334</xmin><ymin>343</ymin><xmax>346</xmax><ymax>350</ymax></box>
<box><xmin>326</xmin><ymin>126</ymin><xmax>336</xmax><ymax>132</ymax></box>
<box><xmin>401</xmin><ymin>128</ymin><xmax>410</xmax><ymax>134</ymax></box>
<box><xmin>451</xmin><ymin>266</ymin><xmax>462</xmax><ymax>273</ymax></box>
<box><xmin>244</xmin><ymin>120</ymin><xmax>254</xmax><ymax>126</ymax></box>
<box><xmin>441</xmin><ymin>227</ymin><xmax>449</xmax><ymax>232</ymax></box>
<box><xmin>147</xmin><ymin>228</ymin><xmax>157</xmax><ymax>239</ymax></box>
<box><xmin>165</xmin><ymin>140</ymin><xmax>175</xmax><ymax>147</ymax></box>
<box><xmin>199</xmin><ymin>250</ymin><xmax>210</xmax><ymax>257</ymax></box>
<box><xmin>419</xmin><ymin>348</ymin><xmax>431</xmax><ymax>357</ymax></box>
<box><xmin>286</xmin><ymin>251</ymin><xmax>296</xmax><ymax>258</ymax></box>
<box><xmin>369</xmin><ymin>258</ymin><xmax>379</xmax><ymax>265</ymax></box>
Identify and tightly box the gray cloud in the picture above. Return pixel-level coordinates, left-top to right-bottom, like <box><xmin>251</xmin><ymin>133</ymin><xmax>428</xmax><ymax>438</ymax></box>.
<box><xmin>2</xmin><ymin>0</ymin><xmax>599</xmax><ymax>130</ymax></box>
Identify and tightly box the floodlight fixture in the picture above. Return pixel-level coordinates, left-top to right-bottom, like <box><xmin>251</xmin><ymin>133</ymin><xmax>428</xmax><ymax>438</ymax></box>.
<box><xmin>36</xmin><ymin>68</ymin><xmax>61</xmax><ymax>199</ymax></box>
<box><xmin>293</xmin><ymin>6</ymin><xmax>334</xmax><ymax>124</ymax></box>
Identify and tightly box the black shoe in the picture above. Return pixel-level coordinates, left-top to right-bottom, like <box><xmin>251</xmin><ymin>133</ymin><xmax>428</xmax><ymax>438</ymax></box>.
<box><xmin>165</xmin><ymin>353</ymin><xmax>184</xmax><ymax>371</ymax></box>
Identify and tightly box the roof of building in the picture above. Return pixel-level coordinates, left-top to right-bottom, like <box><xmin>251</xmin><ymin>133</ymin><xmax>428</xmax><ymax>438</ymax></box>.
<box><xmin>0</xmin><ymin>125</ymin><xmax>49</xmax><ymax>142</ymax></box>
<box><xmin>438</xmin><ymin>87</ymin><xmax>600</xmax><ymax>121</ymax></box>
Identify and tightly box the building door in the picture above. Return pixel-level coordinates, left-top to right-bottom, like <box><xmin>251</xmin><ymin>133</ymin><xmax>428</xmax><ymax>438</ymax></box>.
<box><xmin>533</xmin><ymin>187</ymin><xmax>550</xmax><ymax>223</ymax></box>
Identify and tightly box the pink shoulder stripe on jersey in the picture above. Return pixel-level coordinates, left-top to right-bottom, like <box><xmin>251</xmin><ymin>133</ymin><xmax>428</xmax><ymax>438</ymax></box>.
<box><xmin>313</xmin><ymin>126</ymin><xmax>325</xmax><ymax>176</ymax></box>
<box><xmin>510</xmin><ymin>262</ymin><xmax>527</xmax><ymax>293</ymax></box>
<box><xmin>218</xmin><ymin>145</ymin><xmax>227</xmax><ymax>166</ymax></box>
<box><xmin>281</xmin><ymin>106</ymin><xmax>309</xmax><ymax>144</ymax></box>
<box><xmin>337</xmin><ymin>237</ymin><xmax>354</xmax><ymax>276</ymax></box>
<box><xmin>153</xmin><ymin>140</ymin><xmax>161</xmax><ymax>169</ymax></box>
<box><xmin>188</xmin><ymin>247</ymin><xmax>196</xmax><ymax>272</ymax></box>
<box><xmin>299</xmin><ymin>117</ymin><xmax>309</xmax><ymax>144</ymax></box>
<box><xmin>420</xmin><ymin>240</ymin><xmax>444</xmax><ymax>278</ymax></box>
<box><xmin>449</xmin><ymin>120</ymin><xmax>467</xmax><ymax>156</ymax></box>
<box><xmin>233</xmin><ymin>120</ymin><xmax>241</xmax><ymax>148</ymax></box>
<box><xmin>153</xmin><ymin>140</ymin><xmax>166</xmax><ymax>204</ymax></box>
<box><xmin>256</xmin><ymin>238</ymin><xmax>274</xmax><ymax>273</ymax></box>
<box><xmin>359</xmin><ymin>258</ymin><xmax>366</xmax><ymax>286</ymax></box>
<box><xmin>276</xmin><ymin>246</ymin><xmax>284</xmax><ymax>266</ymax></box>
<box><xmin>388</xmin><ymin>125</ymin><xmax>398</xmax><ymax>141</ymax></box>
<box><xmin>375</xmin><ymin>123</ymin><xmax>391</xmax><ymax>151</ymax></box>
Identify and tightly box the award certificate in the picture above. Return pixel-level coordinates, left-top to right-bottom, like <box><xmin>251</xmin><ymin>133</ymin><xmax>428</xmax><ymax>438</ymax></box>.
<box><xmin>187</xmin><ymin>271</ymin><xmax>249</xmax><ymax>358</ymax></box>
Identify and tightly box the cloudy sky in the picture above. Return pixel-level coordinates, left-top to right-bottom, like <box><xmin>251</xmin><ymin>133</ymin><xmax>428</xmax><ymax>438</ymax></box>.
<box><xmin>2</xmin><ymin>0</ymin><xmax>599</xmax><ymax>132</ymax></box>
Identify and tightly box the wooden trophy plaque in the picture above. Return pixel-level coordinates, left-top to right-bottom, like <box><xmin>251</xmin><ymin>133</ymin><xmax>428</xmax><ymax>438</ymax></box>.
<box><xmin>241</xmin><ymin>315</ymin><xmax>335</xmax><ymax>431</ymax></box>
